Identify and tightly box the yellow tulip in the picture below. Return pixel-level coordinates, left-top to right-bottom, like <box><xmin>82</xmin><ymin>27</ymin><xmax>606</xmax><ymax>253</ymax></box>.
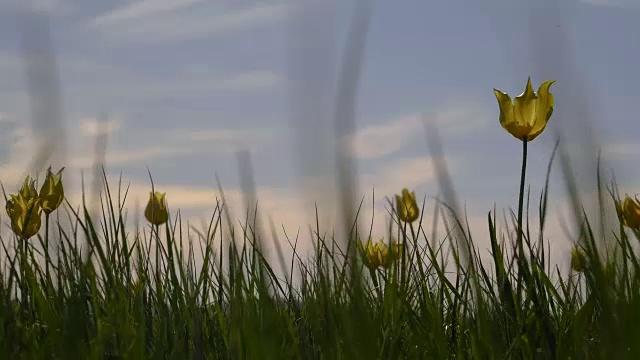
<box><xmin>395</xmin><ymin>188</ymin><xmax>420</xmax><ymax>223</ymax></box>
<box><xmin>374</xmin><ymin>242</ymin><xmax>389</xmax><ymax>267</ymax></box>
<box><xmin>391</xmin><ymin>242</ymin><xmax>403</xmax><ymax>259</ymax></box>
<box><xmin>18</xmin><ymin>176</ymin><xmax>39</xmax><ymax>202</ymax></box>
<box><xmin>144</xmin><ymin>191</ymin><xmax>168</xmax><ymax>225</ymax></box>
<box><xmin>7</xmin><ymin>193</ymin><xmax>42</xmax><ymax>239</ymax></box>
<box><xmin>382</xmin><ymin>241</ymin><xmax>403</xmax><ymax>269</ymax></box>
<box><xmin>39</xmin><ymin>167</ymin><xmax>65</xmax><ymax>214</ymax></box>
<box><xmin>570</xmin><ymin>247</ymin><xmax>586</xmax><ymax>273</ymax></box>
<box><xmin>359</xmin><ymin>238</ymin><xmax>402</xmax><ymax>269</ymax></box>
<box><xmin>493</xmin><ymin>77</ymin><xmax>555</xmax><ymax>142</ymax></box>
<box><xmin>619</xmin><ymin>195</ymin><xmax>640</xmax><ymax>229</ymax></box>
<box><xmin>359</xmin><ymin>238</ymin><xmax>384</xmax><ymax>269</ymax></box>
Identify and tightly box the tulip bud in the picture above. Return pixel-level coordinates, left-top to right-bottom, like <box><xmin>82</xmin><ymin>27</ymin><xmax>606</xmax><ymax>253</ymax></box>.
<box><xmin>571</xmin><ymin>247</ymin><xmax>586</xmax><ymax>273</ymax></box>
<box><xmin>39</xmin><ymin>167</ymin><xmax>65</xmax><ymax>215</ymax></box>
<box><xmin>144</xmin><ymin>191</ymin><xmax>168</xmax><ymax>225</ymax></box>
<box><xmin>389</xmin><ymin>242</ymin><xmax>403</xmax><ymax>264</ymax></box>
<box><xmin>395</xmin><ymin>188</ymin><xmax>420</xmax><ymax>223</ymax></box>
<box><xmin>7</xmin><ymin>193</ymin><xmax>43</xmax><ymax>239</ymax></box>
<box><xmin>359</xmin><ymin>238</ymin><xmax>381</xmax><ymax>269</ymax></box>
<box><xmin>619</xmin><ymin>195</ymin><xmax>640</xmax><ymax>229</ymax></box>
<box><xmin>359</xmin><ymin>238</ymin><xmax>402</xmax><ymax>270</ymax></box>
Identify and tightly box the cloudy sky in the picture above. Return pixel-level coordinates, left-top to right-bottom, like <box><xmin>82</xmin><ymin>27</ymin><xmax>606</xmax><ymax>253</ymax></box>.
<box><xmin>0</xmin><ymin>0</ymin><xmax>638</xmax><ymax>274</ymax></box>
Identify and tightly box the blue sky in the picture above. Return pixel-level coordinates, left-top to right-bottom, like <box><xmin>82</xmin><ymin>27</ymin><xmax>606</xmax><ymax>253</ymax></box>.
<box><xmin>0</xmin><ymin>0</ymin><xmax>638</xmax><ymax>271</ymax></box>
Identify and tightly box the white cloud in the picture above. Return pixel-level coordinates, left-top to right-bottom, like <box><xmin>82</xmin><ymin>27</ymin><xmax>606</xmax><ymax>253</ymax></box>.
<box><xmin>64</xmin><ymin>70</ymin><xmax>282</xmax><ymax>100</ymax></box>
<box><xmin>0</xmin><ymin>126</ymin><xmax>44</xmax><ymax>185</ymax></box>
<box><xmin>69</xmin><ymin>146</ymin><xmax>192</xmax><ymax>169</ymax></box>
<box><xmin>135</xmin><ymin>126</ymin><xmax>280</xmax><ymax>156</ymax></box>
<box><xmin>430</xmin><ymin>100</ymin><xmax>492</xmax><ymax>132</ymax></box>
<box><xmin>0</xmin><ymin>0</ymin><xmax>72</xmax><ymax>15</ymax></box>
<box><xmin>580</xmin><ymin>0</ymin><xmax>640</xmax><ymax>8</ymax></box>
<box><xmin>185</xmin><ymin>127</ymin><xmax>277</xmax><ymax>151</ymax></box>
<box><xmin>86</xmin><ymin>3</ymin><xmax>289</xmax><ymax>44</ymax></box>
<box><xmin>602</xmin><ymin>143</ymin><xmax>640</xmax><ymax>160</ymax></box>
<box><xmin>0</xmin><ymin>117</ymin><xmax>189</xmax><ymax>184</ymax></box>
<box><xmin>211</xmin><ymin>71</ymin><xmax>282</xmax><ymax>92</ymax></box>
<box><xmin>354</xmin><ymin>101</ymin><xmax>491</xmax><ymax>159</ymax></box>
<box><xmin>354</xmin><ymin>116</ymin><xmax>420</xmax><ymax>159</ymax></box>
<box><xmin>78</xmin><ymin>117</ymin><xmax>121</xmax><ymax>137</ymax></box>
<box><xmin>361</xmin><ymin>155</ymin><xmax>444</xmax><ymax>197</ymax></box>
<box><xmin>90</xmin><ymin>0</ymin><xmax>206</xmax><ymax>27</ymax></box>
<box><xmin>0</xmin><ymin>98</ymin><xmax>280</xmax><ymax>183</ymax></box>
<box><xmin>0</xmin><ymin>112</ymin><xmax>15</xmax><ymax>123</ymax></box>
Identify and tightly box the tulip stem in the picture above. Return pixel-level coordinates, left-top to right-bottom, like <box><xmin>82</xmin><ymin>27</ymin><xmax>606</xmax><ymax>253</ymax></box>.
<box><xmin>369</xmin><ymin>267</ymin><xmax>382</xmax><ymax>299</ymax></box>
<box><xmin>400</xmin><ymin>221</ymin><xmax>409</xmax><ymax>293</ymax></box>
<box><xmin>407</xmin><ymin>223</ymin><xmax>417</xmax><ymax>290</ymax></box>
<box><xmin>45</xmin><ymin>213</ymin><xmax>50</xmax><ymax>288</ymax></box>
<box><xmin>516</xmin><ymin>139</ymin><xmax>528</xmax><ymax>294</ymax></box>
<box><xmin>154</xmin><ymin>224</ymin><xmax>160</xmax><ymax>286</ymax></box>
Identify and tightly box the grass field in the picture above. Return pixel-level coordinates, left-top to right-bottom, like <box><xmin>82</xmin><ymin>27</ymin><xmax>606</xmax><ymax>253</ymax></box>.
<box><xmin>2</xmin><ymin>76</ymin><xmax>640</xmax><ymax>359</ymax></box>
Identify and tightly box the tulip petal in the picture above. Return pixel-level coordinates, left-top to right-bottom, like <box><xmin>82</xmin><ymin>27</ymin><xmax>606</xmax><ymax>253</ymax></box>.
<box><xmin>621</xmin><ymin>195</ymin><xmax>640</xmax><ymax>229</ymax></box>
<box><xmin>493</xmin><ymin>89</ymin><xmax>516</xmax><ymax>133</ymax></box>
<box><xmin>513</xmin><ymin>77</ymin><xmax>538</xmax><ymax>139</ymax></box>
<box><xmin>529</xmin><ymin>79</ymin><xmax>555</xmax><ymax>140</ymax></box>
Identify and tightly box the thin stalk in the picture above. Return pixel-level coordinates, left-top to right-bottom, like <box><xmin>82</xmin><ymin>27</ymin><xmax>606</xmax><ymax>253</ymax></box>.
<box><xmin>516</xmin><ymin>139</ymin><xmax>528</xmax><ymax>299</ymax></box>
<box><xmin>45</xmin><ymin>212</ymin><xmax>50</xmax><ymax>288</ymax></box>
<box><xmin>154</xmin><ymin>224</ymin><xmax>160</xmax><ymax>288</ymax></box>
<box><xmin>369</xmin><ymin>267</ymin><xmax>382</xmax><ymax>299</ymax></box>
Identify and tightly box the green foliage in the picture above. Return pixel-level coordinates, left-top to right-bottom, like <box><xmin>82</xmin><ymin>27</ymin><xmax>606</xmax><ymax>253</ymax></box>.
<box><xmin>0</xmin><ymin>157</ymin><xmax>639</xmax><ymax>359</ymax></box>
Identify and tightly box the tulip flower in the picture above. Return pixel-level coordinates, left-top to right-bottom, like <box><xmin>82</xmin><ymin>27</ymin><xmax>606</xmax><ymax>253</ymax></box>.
<box><xmin>359</xmin><ymin>238</ymin><xmax>386</xmax><ymax>269</ymax></box>
<box><xmin>395</xmin><ymin>188</ymin><xmax>420</xmax><ymax>223</ymax></box>
<box><xmin>18</xmin><ymin>176</ymin><xmax>39</xmax><ymax>202</ymax></box>
<box><xmin>144</xmin><ymin>191</ymin><xmax>169</xmax><ymax>225</ymax></box>
<box><xmin>493</xmin><ymin>77</ymin><xmax>555</xmax><ymax>142</ymax></box>
<box><xmin>619</xmin><ymin>195</ymin><xmax>640</xmax><ymax>229</ymax></box>
<box><xmin>359</xmin><ymin>238</ymin><xmax>403</xmax><ymax>270</ymax></box>
<box><xmin>383</xmin><ymin>241</ymin><xmax>403</xmax><ymax>269</ymax></box>
<box><xmin>39</xmin><ymin>167</ymin><xmax>65</xmax><ymax>215</ymax></box>
<box><xmin>571</xmin><ymin>247</ymin><xmax>586</xmax><ymax>273</ymax></box>
<box><xmin>7</xmin><ymin>193</ymin><xmax>42</xmax><ymax>239</ymax></box>
<box><xmin>493</xmin><ymin>77</ymin><xmax>556</xmax><ymax>283</ymax></box>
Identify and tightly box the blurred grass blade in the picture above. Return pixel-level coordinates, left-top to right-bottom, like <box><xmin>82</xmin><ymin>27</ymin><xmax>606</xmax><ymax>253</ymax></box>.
<box><xmin>18</xmin><ymin>5</ymin><xmax>68</xmax><ymax>280</ymax></box>
<box><xmin>286</xmin><ymin>1</ymin><xmax>338</xmax><ymax>236</ymax></box>
<box><xmin>18</xmin><ymin>6</ymin><xmax>66</xmax><ymax>175</ymax></box>
<box><xmin>90</xmin><ymin>113</ymin><xmax>109</xmax><ymax>222</ymax></box>
<box><xmin>333</xmin><ymin>0</ymin><xmax>375</xmax><ymax>253</ymax></box>
<box><xmin>526</xmin><ymin>1</ymin><xmax>614</xmax><ymax>247</ymax></box>
<box><xmin>422</xmin><ymin>113</ymin><xmax>471</xmax><ymax>269</ymax></box>
<box><xmin>237</xmin><ymin>150</ymin><xmax>262</xmax><ymax>248</ymax></box>
<box><xmin>236</xmin><ymin>149</ymin><xmax>270</xmax><ymax>290</ymax></box>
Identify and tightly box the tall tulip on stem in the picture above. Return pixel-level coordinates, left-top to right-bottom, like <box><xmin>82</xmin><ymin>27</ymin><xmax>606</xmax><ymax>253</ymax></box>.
<box><xmin>39</xmin><ymin>167</ymin><xmax>65</xmax><ymax>284</ymax></box>
<box><xmin>494</xmin><ymin>77</ymin><xmax>555</xmax><ymax>287</ymax></box>
<box><xmin>145</xmin><ymin>191</ymin><xmax>169</xmax><ymax>284</ymax></box>
<box><xmin>6</xmin><ymin>188</ymin><xmax>44</xmax><ymax>302</ymax></box>
<box><xmin>395</xmin><ymin>188</ymin><xmax>419</xmax><ymax>293</ymax></box>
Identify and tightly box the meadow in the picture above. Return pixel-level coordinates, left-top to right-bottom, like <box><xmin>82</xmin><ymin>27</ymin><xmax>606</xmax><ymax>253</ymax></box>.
<box><xmin>1</xmin><ymin>77</ymin><xmax>639</xmax><ymax>360</ymax></box>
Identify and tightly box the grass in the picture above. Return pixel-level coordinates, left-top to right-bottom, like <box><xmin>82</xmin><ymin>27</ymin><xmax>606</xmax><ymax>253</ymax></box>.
<box><xmin>1</xmin><ymin>138</ymin><xmax>640</xmax><ymax>360</ymax></box>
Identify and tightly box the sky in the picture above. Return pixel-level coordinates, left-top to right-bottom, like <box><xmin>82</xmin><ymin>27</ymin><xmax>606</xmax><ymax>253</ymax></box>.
<box><xmin>0</xmin><ymin>0</ymin><xmax>639</xmax><ymax>276</ymax></box>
